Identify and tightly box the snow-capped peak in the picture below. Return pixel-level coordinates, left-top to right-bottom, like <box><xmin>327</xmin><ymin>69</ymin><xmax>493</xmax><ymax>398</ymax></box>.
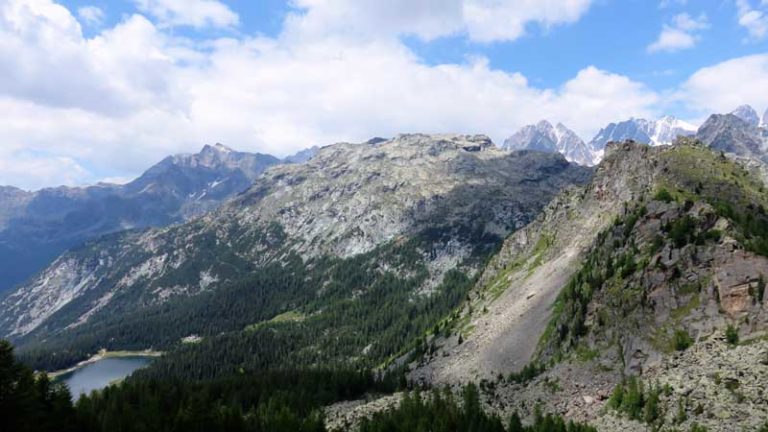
<box><xmin>503</xmin><ymin>120</ymin><xmax>596</xmax><ymax>166</ymax></box>
<box><xmin>589</xmin><ymin>116</ymin><xmax>696</xmax><ymax>151</ymax></box>
<box><xmin>649</xmin><ymin>116</ymin><xmax>697</xmax><ymax>146</ymax></box>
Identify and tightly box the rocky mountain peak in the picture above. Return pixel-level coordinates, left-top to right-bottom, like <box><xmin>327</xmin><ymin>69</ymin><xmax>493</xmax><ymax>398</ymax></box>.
<box><xmin>696</xmin><ymin>113</ymin><xmax>766</xmax><ymax>160</ymax></box>
<box><xmin>762</xmin><ymin>107</ymin><xmax>768</xmax><ymax>127</ymax></box>
<box><xmin>731</xmin><ymin>104</ymin><xmax>760</xmax><ymax>128</ymax></box>
<box><xmin>503</xmin><ymin>120</ymin><xmax>595</xmax><ymax>166</ymax></box>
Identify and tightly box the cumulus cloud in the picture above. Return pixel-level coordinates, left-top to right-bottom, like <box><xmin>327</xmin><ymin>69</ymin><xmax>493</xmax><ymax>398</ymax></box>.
<box><xmin>286</xmin><ymin>0</ymin><xmax>595</xmax><ymax>43</ymax></box>
<box><xmin>462</xmin><ymin>0</ymin><xmax>595</xmax><ymax>42</ymax></box>
<box><xmin>736</xmin><ymin>0</ymin><xmax>768</xmax><ymax>40</ymax></box>
<box><xmin>0</xmin><ymin>1</ymin><xmax>186</xmax><ymax>115</ymax></box>
<box><xmin>677</xmin><ymin>54</ymin><xmax>768</xmax><ymax>115</ymax></box>
<box><xmin>647</xmin><ymin>13</ymin><xmax>708</xmax><ymax>53</ymax></box>
<box><xmin>132</xmin><ymin>0</ymin><xmax>239</xmax><ymax>29</ymax></box>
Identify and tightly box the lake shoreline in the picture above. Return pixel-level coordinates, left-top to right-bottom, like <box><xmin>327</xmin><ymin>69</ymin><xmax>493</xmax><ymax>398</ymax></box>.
<box><xmin>47</xmin><ymin>349</ymin><xmax>163</xmax><ymax>379</ymax></box>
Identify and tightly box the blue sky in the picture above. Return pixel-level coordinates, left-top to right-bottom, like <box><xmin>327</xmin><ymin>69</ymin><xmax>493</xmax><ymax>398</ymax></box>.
<box><xmin>1</xmin><ymin>0</ymin><xmax>767</xmax><ymax>189</ymax></box>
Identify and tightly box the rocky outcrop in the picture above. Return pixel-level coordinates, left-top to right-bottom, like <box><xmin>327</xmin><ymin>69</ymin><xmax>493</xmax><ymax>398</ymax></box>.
<box><xmin>712</xmin><ymin>250</ymin><xmax>768</xmax><ymax>317</ymax></box>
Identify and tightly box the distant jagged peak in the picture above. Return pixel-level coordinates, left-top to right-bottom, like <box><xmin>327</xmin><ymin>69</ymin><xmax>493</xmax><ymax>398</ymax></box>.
<box><xmin>589</xmin><ymin>115</ymin><xmax>696</xmax><ymax>152</ymax></box>
<box><xmin>731</xmin><ymin>104</ymin><xmax>760</xmax><ymax>128</ymax></box>
<box><xmin>200</xmin><ymin>142</ymin><xmax>234</xmax><ymax>154</ymax></box>
<box><xmin>696</xmin><ymin>112</ymin><xmax>767</xmax><ymax>161</ymax></box>
<box><xmin>501</xmin><ymin>120</ymin><xmax>595</xmax><ymax>166</ymax></box>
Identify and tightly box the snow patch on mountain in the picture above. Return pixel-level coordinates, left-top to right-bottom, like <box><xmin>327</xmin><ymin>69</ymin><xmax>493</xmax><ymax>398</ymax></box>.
<box><xmin>589</xmin><ymin>116</ymin><xmax>696</xmax><ymax>152</ymax></box>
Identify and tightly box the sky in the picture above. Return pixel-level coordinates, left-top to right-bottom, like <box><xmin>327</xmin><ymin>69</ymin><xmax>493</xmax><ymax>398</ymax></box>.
<box><xmin>1</xmin><ymin>0</ymin><xmax>767</xmax><ymax>190</ymax></box>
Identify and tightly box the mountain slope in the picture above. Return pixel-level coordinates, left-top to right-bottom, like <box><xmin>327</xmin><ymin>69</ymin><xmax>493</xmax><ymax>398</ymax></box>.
<box><xmin>411</xmin><ymin>138</ymin><xmax>768</xmax><ymax>431</ymax></box>
<box><xmin>3</xmin><ymin>134</ymin><xmax>591</xmax><ymax>374</ymax></box>
<box><xmin>0</xmin><ymin>144</ymin><xmax>279</xmax><ymax>293</ymax></box>
<box><xmin>503</xmin><ymin>121</ymin><xmax>595</xmax><ymax>166</ymax></box>
<box><xmin>412</xmin><ymin>140</ymin><xmax>658</xmax><ymax>384</ymax></box>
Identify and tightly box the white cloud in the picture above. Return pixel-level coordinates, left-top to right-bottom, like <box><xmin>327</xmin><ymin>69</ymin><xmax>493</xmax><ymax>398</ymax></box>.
<box><xmin>659</xmin><ymin>0</ymin><xmax>687</xmax><ymax>8</ymax></box>
<box><xmin>0</xmin><ymin>1</ymin><xmax>187</xmax><ymax>115</ymax></box>
<box><xmin>463</xmin><ymin>0</ymin><xmax>595</xmax><ymax>42</ymax></box>
<box><xmin>3</xmin><ymin>0</ymin><xmax>762</xmax><ymax>191</ymax></box>
<box><xmin>677</xmin><ymin>54</ymin><xmax>768</xmax><ymax>116</ymax></box>
<box><xmin>647</xmin><ymin>13</ymin><xmax>708</xmax><ymax>53</ymax></box>
<box><xmin>736</xmin><ymin>0</ymin><xmax>768</xmax><ymax>40</ymax></box>
<box><xmin>132</xmin><ymin>0</ymin><xmax>239</xmax><ymax>29</ymax></box>
<box><xmin>77</xmin><ymin>5</ymin><xmax>103</xmax><ymax>26</ymax></box>
<box><xmin>287</xmin><ymin>0</ymin><xmax>595</xmax><ymax>43</ymax></box>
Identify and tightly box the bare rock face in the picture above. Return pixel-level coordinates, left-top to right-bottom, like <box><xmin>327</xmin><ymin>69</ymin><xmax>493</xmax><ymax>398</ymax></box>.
<box><xmin>712</xmin><ymin>250</ymin><xmax>768</xmax><ymax>317</ymax></box>
<box><xmin>230</xmin><ymin>134</ymin><xmax>573</xmax><ymax>260</ymax></box>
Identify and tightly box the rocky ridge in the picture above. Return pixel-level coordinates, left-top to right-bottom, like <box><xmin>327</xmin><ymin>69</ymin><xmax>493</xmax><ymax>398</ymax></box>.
<box><xmin>330</xmin><ymin>139</ymin><xmax>768</xmax><ymax>431</ymax></box>
<box><xmin>411</xmin><ymin>141</ymin><xmax>661</xmax><ymax>384</ymax></box>
<box><xmin>442</xmin><ymin>139</ymin><xmax>768</xmax><ymax>430</ymax></box>
<box><xmin>0</xmin><ymin>144</ymin><xmax>280</xmax><ymax>294</ymax></box>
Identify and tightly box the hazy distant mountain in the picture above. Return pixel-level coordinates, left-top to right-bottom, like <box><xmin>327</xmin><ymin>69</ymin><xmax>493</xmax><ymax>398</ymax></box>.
<box><xmin>731</xmin><ymin>105</ymin><xmax>760</xmax><ymax>128</ymax></box>
<box><xmin>283</xmin><ymin>146</ymin><xmax>320</xmax><ymax>164</ymax></box>
<box><xmin>502</xmin><ymin>120</ymin><xmax>595</xmax><ymax>166</ymax></box>
<box><xmin>589</xmin><ymin>116</ymin><xmax>696</xmax><ymax>151</ymax></box>
<box><xmin>0</xmin><ymin>144</ymin><xmax>279</xmax><ymax>293</ymax></box>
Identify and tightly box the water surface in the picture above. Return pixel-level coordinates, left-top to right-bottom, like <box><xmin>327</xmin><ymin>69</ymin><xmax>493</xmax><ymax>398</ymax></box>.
<box><xmin>59</xmin><ymin>356</ymin><xmax>152</xmax><ymax>397</ymax></box>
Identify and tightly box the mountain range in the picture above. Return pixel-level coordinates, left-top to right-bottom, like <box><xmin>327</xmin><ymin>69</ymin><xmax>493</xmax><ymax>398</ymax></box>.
<box><xmin>503</xmin><ymin>105</ymin><xmax>768</xmax><ymax>168</ymax></box>
<box><xmin>4</xmin><ymin>105</ymin><xmax>768</xmax><ymax>431</ymax></box>
<box><xmin>0</xmin><ymin>143</ymin><xmax>319</xmax><ymax>294</ymax></box>
<box><xmin>1</xmin><ymin>134</ymin><xmax>590</xmax><ymax>370</ymax></box>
